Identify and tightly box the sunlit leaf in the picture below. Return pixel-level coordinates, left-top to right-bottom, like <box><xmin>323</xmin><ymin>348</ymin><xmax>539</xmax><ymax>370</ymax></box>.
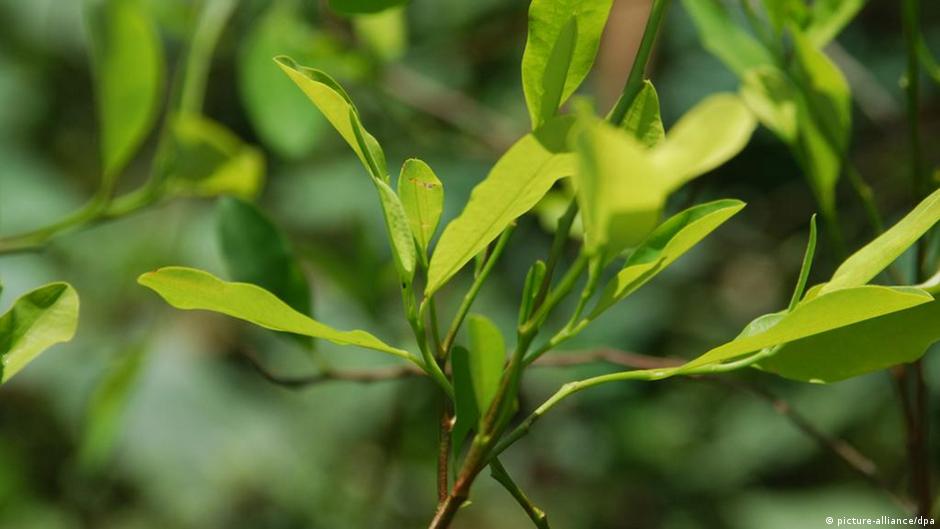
<box><xmin>649</xmin><ymin>93</ymin><xmax>757</xmax><ymax>191</ymax></box>
<box><xmin>682</xmin><ymin>0</ymin><xmax>774</xmax><ymax>76</ymax></box>
<box><xmin>239</xmin><ymin>1</ymin><xmax>326</xmax><ymax>159</ymax></box>
<box><xmin>522</xmin><ymin>0</ymin><xmax>613</xmax><ymax>128</ymax></box>
<box><xmin>787</xmin><ymin>215</ymin><xmax>817</xmax><ymax>310</ymax></box>
<box><xmin>678</xmin><ymin>286</ymin><xmax>931</xmax><ymax>372</ymax></box>
<box><xmin>467</xmin><ymin>314</ymin><xmax>505</xmax><ymax>414</ymax></box>
<box><xmin>760</xmin><ymin>298</ymin><xmax>940</xmax><ymax>382</ymax></box>
<box><xmin>217</xmin><ymin>197</ymin><xmax>310</xmax><ymax>317</ymax></box>
<box><xmin>86</xmin><ymin>0</ymin><xmax>164</xmax><ymax>181</ymax></box>
<box><xmin>398</xmin><ymin>158</ymin><xmax>443</xmax><ymax>258</ymax></box>
<box><xmin>0</xmin><ymin>283</ymin><xmax>80</xmax><ymax>383</ymax></box>
<box><xmin>804</xmin><ymin>0</ymin><xmax>867</xmax><ymax>47</ymax></box>
<box><xmin>823</xmin><ymin>188</ymin><xmax>940</xmax><ymax>294</ymax></box>
<box><xmin>375</xmin><ymin>179</ymin><xmax>417</xmax><ymax>282</ymax></box>
<box><xmin>276</xmin><ymin>56</ymin><xmax>388</xmax><ymax>180</ymax></box>
<box><xmin>427</xmin><ymin>116</ymin><xmax>576</xmax><ymax>295</ymax></box>
<box><xmin>591</xmin><ymin>199</ymin><xmax>745</xmax><ymax>316</ymax></box>
<box><xmin>328</xmin><ymin>0</ymin><xmax>407</xmax><ymax>15</ymax></box>
<box><xmin>164</xmin><ymin>115</ymin><xmax>264</xmax><ymax>200</ymax></box>
<box><xmin>138</xmin><ymin>267</ymin><xmax>411</xmax><ymax>360</ymax></box>
<box><xmin>621</xmin><ymin>80</ymin><xmax>664</xmax><ymax>148</ymax></box>
<box><xmin>575</xmin><ymin>116</ymin><xmax>665</xmax><ymax>257</ymax></box>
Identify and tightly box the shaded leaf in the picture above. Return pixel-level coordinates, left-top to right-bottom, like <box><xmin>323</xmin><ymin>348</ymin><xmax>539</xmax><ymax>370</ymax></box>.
<box><xmin>353</xmin><ymin>6</ymin><xmax>407</xmax><ymax>62</ymax></box>
<box><xmin>522</xmin><ymin>0</ymin><xmax>613</xmax><ymax>128</ymax></box>
<box><xmin>86</xmin><ymin>0</ymin><xmax>164</xmax><ymax>180</ymax></box>
<box><xmin>0</xmin><ymin>283</ymin><xmax>80</xmax><ymax>383</ymax></box>
<box><xmin>467</xmin><ymin>314</ymin><xmax>506</xmax><ymax>414</ymax></box>
<box><xmin>328</xmin><ymin>0</ymin><xmax>407</xmax><ymax>15</ymax></box>
<box><xmin>621</xmin><ymin>80</ymin><xmax>664</xmax><ymax>148</ymax></box>
<box><xmin>217</xmin><ymin>197</ymin><xmax>310</xmax><ymax>316</ymax></box>
<box><xmin>682</xmin><ymin>0</ymin><xmax>774</xmax><ymax>76</ymax></box>
<box><xmin>164</xmin><ymin>115</ymin><xmax>264</xmax><ymax>200</ymax></box>
<box><xmin>740</xmin><ymin>65</ymin><xmax>799</xmax><ymax>143</ymax></box>
<box><xmin>427</xmin><ymin>116</ymin><xmax>576</xmax><ymax>295</ymax></box>
<box><xmin>451</xmin><ymin>345</ymin><xmax>479</xmax><ymax>457</ymax></box>
<box><xmin>398</xmin><ymin>158</ymin><xmax>443</xmax><ymax>258</ymax></box>
<box><xmin>138</xmin><ymin>267</ymin><xmax>411</xmax><ymax>359</ymax></box>
<box><xmin>591</xmin><ymin>199</ymin><xmax>745</xmax><ymax>316</ymax></box>
<box><xmin>239</xmin><ymin>1</ymin><xmax>326</xmax><ymax>159</ymax></box>
<box><xmin>804</xmin><ymin>0</ymin><xmax>866</xmax><ymax>47</ymax></box>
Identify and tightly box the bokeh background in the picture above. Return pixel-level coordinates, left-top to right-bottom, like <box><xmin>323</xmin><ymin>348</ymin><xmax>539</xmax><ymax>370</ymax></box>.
<box><xmin>1</xmin><ymin>0</ymin><xmax>940</xmax><ymax>527</ymax></box>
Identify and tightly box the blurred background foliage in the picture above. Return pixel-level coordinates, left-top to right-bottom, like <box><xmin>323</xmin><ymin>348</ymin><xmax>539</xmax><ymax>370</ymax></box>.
<box><xmin>0</xmin><ymin>0</ymin><xmax>939</xmax><ymax>527</ymax></box>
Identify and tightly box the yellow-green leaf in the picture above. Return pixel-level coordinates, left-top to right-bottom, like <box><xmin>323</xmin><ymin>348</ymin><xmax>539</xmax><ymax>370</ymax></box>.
<box><xmin>804</xmin><ymin>0</ymin><xmax>867</xmax><ymax>47</ymax></box>
<box><xmin>0</xmin><ymin>283</ymin><xmax>80</xmax><ymax>383</ymax></box>
<box><xmin>467</xmin><ymin>314</ymin><xmax>506</xmax><ymax>414</ymax></box>
<box><xmin>138</xmin><ymin>267</ymin><xmax>411</xmax><ymax>360</ymax></box>
<box><xmin>427</xmin><ymin>116</ymin><xmax>576</xmax><ymax>295</ymax></box>
<box><xmin>621</xmin><ymin>80</ymin><xmax>665</xmax><ymax>148</ymax></box>
<box><xmin>740</xmin><ymin>65</ymin><xmax>799</xmax><ymax>143</ymax></box>
<box><xmin>681</xmin><ymin>0</ymin><xmax>774</xmax><ymax>76</ymax></box>
<box><xmin>522</xmin><ymin>0</ymin><xmax>613</xmax><ymax>128</ymax></box>
<box><xmin>375</xmin><ymin>178</ymin><xmax>417</xmax><ymax>282</ymax></box>
<box><xmin>398</xmin><ymin>158</ymin><xmax>443</xmax><ymax>257</ymax></box>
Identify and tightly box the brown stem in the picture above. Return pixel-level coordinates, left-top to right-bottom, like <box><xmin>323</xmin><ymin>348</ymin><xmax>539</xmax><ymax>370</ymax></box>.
<box><xmin>438</xmin><ymin>405</ymin><xmax>453</xmax><ymax>504</ymax></box>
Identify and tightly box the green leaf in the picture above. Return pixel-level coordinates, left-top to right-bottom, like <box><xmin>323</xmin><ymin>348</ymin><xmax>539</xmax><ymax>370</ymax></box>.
<box><xmin>0</xmin><ymin>283</ymin><xmax>80</xmax><ymax>383</ymax></box>
<box><xmin>682</xmin><ymin>0</ymin><xmax>774</xmax><ymax>76</ymax></box>
<box><xmin>467</xmin><ymin>314</ymin><xmax>506</xmax><ymax>414</ymax></box>
<box><xmin>78</xmin><ymin>343</ymin><xmax>147</xmax><ymax>471</ymax></box>
<box><xmin>788</xmin><ymin>215</ymin><xmax>817</xmax><ymax>311</ymax></box>
<box><xmin>575</xmin><ymin>116</ymin><xmax>665</xmax><ymax>257</ymax></box>
<box><xmin>398</xmin><ymin>158</ymin><xmax>443</xmax><ymax>258</ymax></box>
<box><xmin>451</xmin><ymin>345</ymin><xmax>480</xmax><ymax>456</ymax></box>
<box><xmin>353</xmin><ymin>6</ymin><xmax>407</xmax><ymax>62</ymax></box>
<box><xmin>762</xmin><ymin>0</ymin><xmax>808</xmax><ymax>34</ymax></box>
<box><xmin>164</xmin><ymin>115</ymin><xmax>264</xmax><ymax>200</ymax></box>
<box><xmin>823</xmin><ymin>188</ymin><xmax>940</xmax><ymax>294</ymax></box>
<box><xmin>740</xmin><ymin>66</ymin><xmax>799</xmax><ymax>143</ymax></box>
<box><xmin>276</xmin><ymin>56</ymin><xmax>388</xmax><ymax>180</ymax></box>
<box><xmin>522</xmin><ymin>0</ymin><xmax>614</xmax><ymax>128</ymax></box>
<box><xmin>621</xmin><ymin>80</ymin><xmax>665</xmax><ymax>148</ymax></box>
<box><xmin>519</xmin><ymin>260</ymin><xmax>547</xmax><ymax>326</ymax></box>
<box><xmin>804</xmin><ymin>0</ymin><xmax>866</xmax><ymax>47</ymax></box>
<box><xmin>760</xmin><ymin>297</ymin><xmax>940</xmax><ymax>383</ymax></box>
<box><xmin>427</xmin><ymin>116</ymin><xmax>577</xmax><ymax>295</ymax></box>
<box><xmin>138</xmin><ymin>267</ymin><xmax>411</xmax><ymax>360</ymax></box>
<box><xmin>791</xmin><ymin>30</ymin><xmax>851</xmax><ymax>216</ymax></box>
<box><xmin>375</xmin><ymin>178</ymin><xmax>417</xmax><ymax>282</ymax></box>
<box><xmin>591</xmin><ymin>199</ymin><xmax>745</xmax><ymax>316</ymax></box>
<box><xmin>649</xmin><ymin>93</ymin><xmax>757</xmax><ymax>191</ymax></box>
<box><xmin>678</xmin><ymin>285</ymin><xmax>932</xmax><ymax>372</ymax></box>
<box><xmin>86</xmin><ymin>0</ymin><xmax>164</xmax><ymax>180</ymax></box>
<box><xmin>217</xmin><ymin>197</ymin><xmax>310</xmax><ymax>317</ymax></box>
<box><xmin>328</xmin><ymin>0</ymin><xmax>407</xmax><ymax>15</ymax></box>
<box><xmin>239</xmin><ymin>1</ymin><xmax>326</xmax><ymax>159</ymax></box>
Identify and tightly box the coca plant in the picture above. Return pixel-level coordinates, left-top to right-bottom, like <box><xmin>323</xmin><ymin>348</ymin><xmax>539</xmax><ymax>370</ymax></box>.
<box><xmin>122</xmin><ymin>0</ymin><xmax>939</xmax><ymax>527</ymax></box>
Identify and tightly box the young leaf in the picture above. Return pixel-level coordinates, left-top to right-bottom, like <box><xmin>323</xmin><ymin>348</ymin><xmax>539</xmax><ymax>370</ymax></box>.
<box><xmin>575</xmin><ymin>116</ymin><xmax>665</xmax><ymax>257</ymax></box>
<box><xmin>0</xmin><ymin>283</ymin><xmax>80</xmax><ymax>383</ymax></box>
<box><xmin>678</xmin><ymin>285</ymin><xmax>931</xmax><ymax>372</ymax></box>
<box><xmin>519</xmin><ymin>260</ymin><xmax>547</xmax><ymax>326</ymax></box>
<box><xmin>522</xmin><ymin>0</ymin><xmax>614</xmax><ymax>128</ymax></box>
<box><xmin>328</xmin><ymin>0</ymin><xmax>407</xmax><ymax>15</ymax></box>
<box><xmin>276</xmin><ymin>56</ymin><xmax>388</xmax><ymax>180</ymax></box>
<box><xmin>760</xmin><ymin>298</ymin><xmax>940</xmax><ymax>383</ymax></box>
<box><xmin>681</xmin><ymin>0</ymin><xmax>774</xmax><ymax>76</ymax></box>
<box><xmin>649</xmin><ymin>93</ymin><xmax>757</xmax><ymax>191</ymax></box>
<box><xmin>374</xmin><ymin>178</ymin><xmax>417</xmax><ymax>282</ymax></box>
<box><xmin>823</xmin><ymin>188</ymin><xmax>940</xmax><ymax>294</ymax></box>
<box><xmin>427</xmin><ymin>116</ymin><xmax>577</xmax><ymax>295</ymax></box>
<box><xmin>217</xmin><ymin>197</ymin><xmax>310</xmax><ymax>317</ymax></box>
<box><xmin>804</xmin><ymin>0</ymin><xmax>867</xmax><ymax>47</ymax></box>
<box><xmin>591</xmin><ymin>199</ymin><xmax>745</xmax><ymax>316</ymax></box>
<box><xmin>451</xmin><ymin>345</ymin><xmax>480</xmax><ymax>456</ymax></box>
<box><xmin>239</xmin><ymin>1</ymin><xmax>325</xmax><ymax>159</ymax></box>
<box><xmin>138</xmin><ymin>267</ymin><xmax>412</xmax><ymax>360</ymax></box>
<box><xmin>621</xmin><ymin>80</ymin><xmax>665</xmax><ymax>148</ymax></box>
<box><xmin>86</xmin><ymin>0</ymin><xmax>164</xmax><ymax>181</ymax></box>
<box><xmin>164</xmin><ymin>115</ymin><xmax>264</xmax><ymax>200</ymax></box>
<box><xmin>467</xmin><ymin>314</ymin><xmax>506</xmax><ymax>414</ymax></box>
<box><xmin>787</xmin><ymin>215</ymin><xmax>817</xmax><ymax>311</ymax></box>
<box><xmin>398</xmin><ymin>159</ymin><xmax>443</xmax><ymax>258</ymax></box>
